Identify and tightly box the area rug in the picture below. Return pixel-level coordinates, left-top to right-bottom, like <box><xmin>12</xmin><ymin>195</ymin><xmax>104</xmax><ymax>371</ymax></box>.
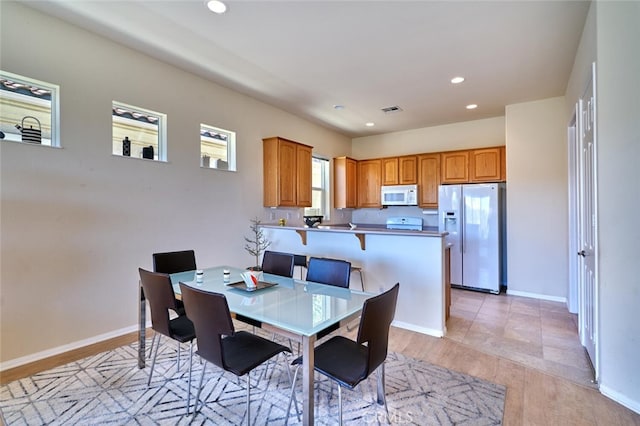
<box><xmin>0</xmin><ymin>340</ymin><xmax>506</xmax><ymax>425</ymax></box>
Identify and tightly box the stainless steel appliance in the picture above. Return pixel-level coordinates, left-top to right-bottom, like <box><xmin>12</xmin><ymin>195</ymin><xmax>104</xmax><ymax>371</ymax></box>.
<box><xmin>438</xmin><ymin>183</ymin><xmax>506</xmax><ymax>294</ymax></box>
<box><xmin>386</xmin><ymin>216</ymin><xmax>423</xmax><ymax>231</ymax></box>
<box><xmin>381</xmin><ymin>184</ymin><xmax>418</xmax><ymax>206</ymax></box>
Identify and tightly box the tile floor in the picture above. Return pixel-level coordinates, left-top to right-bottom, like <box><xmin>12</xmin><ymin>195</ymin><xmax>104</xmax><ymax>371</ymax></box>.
<box><xmin>446</xmin><ymin>287</ymin><xmax>596</xmax><ymax>387</ymax></box>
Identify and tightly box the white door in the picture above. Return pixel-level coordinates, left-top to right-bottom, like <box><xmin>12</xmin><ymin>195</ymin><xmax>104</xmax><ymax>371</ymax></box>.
<box><xmin>578</xmin><ymin>62</ymin><xmax>598</xmax><ymax>379</ymax></box>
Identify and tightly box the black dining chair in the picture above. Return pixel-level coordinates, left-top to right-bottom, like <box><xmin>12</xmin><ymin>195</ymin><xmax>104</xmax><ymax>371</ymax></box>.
<box><xmin>179</xmin><ymin>283</ymin><xmax>299</xmax><ymax>424</ymax></box>
<box><xmin>138</xmin><ymin>268</ymin><xmax>196</xmax><ymax>414</ymax></box>
<box><xmin>261</xmin><ymin>250</ymin><xmax>295</xmax><ymax>277</ymax></box>
<box><xmin>305</xmin><ymin>257</ymin><xmax>352</xmax><ymax>288</ymax></box>
<box><xmin>286</xmin><ymin>283</ymin><xmax>400</xmax><ymax>425</ymax></box>
<box><xmin>150</xmin><ymin>250</ymin><xmax>196</xmax><ymax>357</ymax></box>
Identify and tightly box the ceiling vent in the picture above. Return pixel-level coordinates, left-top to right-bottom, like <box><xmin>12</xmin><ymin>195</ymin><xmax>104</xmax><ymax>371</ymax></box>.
<box><xmin>381</xmin><ymin>105</ymin><xmax>403</xmax><ymax>114</ymax></box>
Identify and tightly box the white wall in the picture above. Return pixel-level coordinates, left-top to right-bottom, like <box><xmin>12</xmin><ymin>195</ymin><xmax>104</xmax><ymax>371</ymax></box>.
<box><xmin>352</xmin><ymin>116</ymin><xmax>505</xmax><ymax>159</ymax></box>
<box><xmin>0</xmin><ymin>3</ymin><xmax>351</xmax><ymax>365</ymax></box>
<box><xmin>594</xmin><ymin>0</ymin><xmax>640</xmax><ymax>412</ymax></box>
<box><xmin>505</xmin><ymin>97</ymin><xmax>568</xmax><ymax>300</ymax></box>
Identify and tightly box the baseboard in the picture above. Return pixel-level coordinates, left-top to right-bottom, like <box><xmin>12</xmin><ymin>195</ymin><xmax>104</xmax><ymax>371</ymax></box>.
<box><xmin>600</xmin><ymin>384</ymin><xmax>640</xmax><ymax>415</ymax></box>
<box><xmin>506</xmin><ymin>289</ymin><xmax>567</xmax><ymax>303</ymax></box>
<box><xmin>392</xmin><ymin>320</ymin><xmax>444</xmax><ymax>338</ymax></box>
<box><xmin>0</xmin><ymin>323</ymin><xmax>144</xmax><ymax>372</ymax></box>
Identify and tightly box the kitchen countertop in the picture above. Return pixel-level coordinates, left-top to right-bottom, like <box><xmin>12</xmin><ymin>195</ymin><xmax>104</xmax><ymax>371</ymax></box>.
<box><xmin>262</xmin><ymin>223</ymin><xmax>446</xmax><ymax>237</ymax></box>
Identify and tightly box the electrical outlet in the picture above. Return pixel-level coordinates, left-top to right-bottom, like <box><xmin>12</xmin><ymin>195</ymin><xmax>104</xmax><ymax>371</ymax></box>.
<box><xmin>270</xmin><ymin>211</ymin><xmax>276</xmax><ymax>220</ymax></box>
<box><xmin>286</xmin><ymin>212</ymin><xmax>291</xmax><ymax>220</ymax></box>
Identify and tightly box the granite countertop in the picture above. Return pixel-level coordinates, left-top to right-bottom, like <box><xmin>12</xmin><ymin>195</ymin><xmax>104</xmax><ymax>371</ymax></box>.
<box><xmin>262</xmin><ymin>223</ymin><xmax>446</xmax><ymax>237</ymax></box>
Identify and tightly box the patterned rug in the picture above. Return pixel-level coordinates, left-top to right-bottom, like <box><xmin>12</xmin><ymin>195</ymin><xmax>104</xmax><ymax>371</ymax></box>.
<box><xmin>1</xmin><ymin>340</ymin><xmax>506</xmax><ymax>425</ymax></box>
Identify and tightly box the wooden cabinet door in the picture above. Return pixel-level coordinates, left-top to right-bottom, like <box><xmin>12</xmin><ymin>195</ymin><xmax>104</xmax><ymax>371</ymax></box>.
<box><xmin>296</xmin><ymin>144</ymin><xmax>313</xmax><ymax>207</ymax></box>
<box><xmin>399</xmin><ymin>155</ymin><xmax>418</xmax><ymax>184</ymax></box>
<box><xmin>441</xmin><ymin>151</ymin><xmax>469</xmax><ymax>183</ymax></box>
<box><xmin>470</xmin><ymin>147</ymin><xmax>502</xmax><ymax>182</ymax></box>
<box><xmin>334</xmin><ymin>156</ymin><xmax>357</xmax><ymax>209</ymax></box>
<box><xmin>418</xmin><ymin>154</ymin><xmax>440</xmax><ymax>208</ymax></box>
<box><xmin>381</xmin><ymin>157</ymin><xmax>398</xmax><ymax>185</ymax></box>
<box><xmin>357</xmin><ymin>159</ymin><xmax>381</xmax><ymax>207</ymax></box>
<box><xmin>500</xmin><ymin>146</ymin><xmax>506</xmax><ymax>182</ymax></box>
<box><xmin>277</xmin><ymin>139</ymin><xmax>298</xmax><ymax>206</ymax></box>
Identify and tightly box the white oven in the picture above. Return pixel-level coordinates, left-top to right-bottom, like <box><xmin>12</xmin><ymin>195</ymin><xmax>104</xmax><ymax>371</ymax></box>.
<box><xmin>381</xmin><ymin>184</ymin><xmax>418</xmax><ymax>206</ymax></box>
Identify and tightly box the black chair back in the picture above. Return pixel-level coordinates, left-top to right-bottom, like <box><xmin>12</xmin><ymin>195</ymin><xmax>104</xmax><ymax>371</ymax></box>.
<box><xmin>153</xmin><ymin>250</ymin><xmax>197</xmax><ymax>274</ymax></box>
<box><xmin>357</xmin><ymin>283</ymin><xmax>400</xmax><ymax>377</ymax></box>
<box><xmin>139</xmin><ymin>268</ymin><xmax>181</xmax><ymax>337</ymax></box>
<box><xmin>261</xmin><ymin>251</ymin><xmax>295</xmax><ymax>277</ymax></box>
<box><xmin>179</xmin><ymin>283</ymin><xmax>235</xmax><ymax>369</ymax></box>
<box><xmin>305</xmin><ymin>257</ymin><xmax>352</xmax><ymax>288</ymax></box>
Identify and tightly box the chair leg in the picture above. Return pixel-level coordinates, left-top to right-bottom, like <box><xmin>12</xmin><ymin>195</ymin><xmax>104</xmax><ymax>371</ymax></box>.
<box><xmin>285</xmin><ymin>365</ymin><xmax>301</xmax><ymax>426</ymax></box>
<box><xmin>377</xmin><ymin>363</ymin><xmax>390</xmax><ymax>421</ymax></box>
<box><xmin>282</xmin><ymin>353</ymin><xmax>300</xmax><ymax>422</ymax></box>
<box><xmin>193</xmin><ymin>361</ymin><xmax>207</xmax><ymax>415</ymax></box>
<box><xmin>177</xmin><ymin>341</ymin><xmax>181</xmax><ymax>371</ymax></box>
<box><xmin>148</xmin><ymin>333</ymin><xmax>156</xmax><ymax>359</ymax></box>
<box><xmin>246</xmin><ymin>373</ymin><xmax>251</xmax><ymax>426</ymax></box>
<box><xmin>147</xmin><ymin>334</ymin><xmax>162</xmax><ymax>386</ymax></box>
<box><xmin>186</xmin><ymin>341</ymin><xmax>193</xmax><ymax>416</ymax></box>
<box><xmin>338</xmin><ymin>383</ymin><xmax>343</xmax><ymax>426</ymax></box>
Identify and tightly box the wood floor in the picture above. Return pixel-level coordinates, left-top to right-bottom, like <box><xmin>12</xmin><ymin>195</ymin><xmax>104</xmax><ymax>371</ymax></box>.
<box><xmin>1</xmin><ymin>290</ymin><xmax>639</xmax><ymax>425</ymax></box>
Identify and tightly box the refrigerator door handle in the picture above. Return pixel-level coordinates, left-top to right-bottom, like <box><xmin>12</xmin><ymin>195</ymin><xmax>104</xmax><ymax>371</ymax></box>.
<box><xmin>461</xmin><ymin>199</ymin><xmax>465</xmax><ymax>254</ymax></box>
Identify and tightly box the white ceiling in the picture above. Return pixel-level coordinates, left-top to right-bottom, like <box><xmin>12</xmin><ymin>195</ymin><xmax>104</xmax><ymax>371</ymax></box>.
<box><xmin>26</xmin><ymin>0</ymin><xmax>591</xmax><ymax>137</ymax></box>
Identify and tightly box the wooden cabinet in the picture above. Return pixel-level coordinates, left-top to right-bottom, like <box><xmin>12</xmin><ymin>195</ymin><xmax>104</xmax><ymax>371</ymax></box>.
<box><xmin>441</xmin><ymin>150</ymin><xmax>469</xmax><ymax>183</ymax></box>
<box><xmin>500</xmin><ymin>146</ymin><xmax>506</xmax><ymax>182</ymax></box>
<box><xmin>262</xmin><ymin>137</ymin><xmax>312</xmax><ymax>207</ymax></box>
<box><xmin>357</xmin><ymin>159</ymin><xmax>382</xmax><ymax>208</ymax></box>
<box><xmin>470</xmin><ymin>147</ymin><xmax>502</xmax><ymax>182</ymax></box>
<box><xmin>333</xmin><ymin>156</ymin><xmax>357</xmax><ymax>209</ymax></box>
<box><xmin>382</xmin><ymin>157</ymin><xmax>399</xmax><ymax>185</ymax></box>
<box><xmin>399</xmin><ymin>155</ymin><xmax>418</xmax><ymax>184</ymax></box>
<box><xmin>381</xmin><ymin>155</ymin><xmax>417</xmax><ymax>185</ymax></box>
<box><xmin>417</xmin><ymin>153</ymin><xmax>440</xmax><ymax>208</ymax></box>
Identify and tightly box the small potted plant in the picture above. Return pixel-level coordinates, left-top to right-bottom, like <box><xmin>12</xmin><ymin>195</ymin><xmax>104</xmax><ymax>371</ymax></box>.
<box><xmin>244</xmin><ymin>217</ymin><xmax>271</xmax><ymax>271</ymax></box>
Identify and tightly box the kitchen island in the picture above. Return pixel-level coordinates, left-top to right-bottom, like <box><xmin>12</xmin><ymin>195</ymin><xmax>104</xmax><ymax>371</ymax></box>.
<box><xmin>262</xmin><ymin>224</ymin><xmax>449</xmax><ymax>337</ymax></box>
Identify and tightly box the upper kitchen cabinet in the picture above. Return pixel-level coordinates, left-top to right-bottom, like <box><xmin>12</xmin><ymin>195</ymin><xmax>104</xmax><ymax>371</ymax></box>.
<box><xmin>357</xmin><ymin>159</ymin><xmax>382</xmax><ymax>208</ymax></box>
<box><xmin>381</xmin><ymin>157</ymin><xmax>399</xmax><ymax>185</ymax></box>
<box><xmin>333</xmin><ymin>156</ymin><xmax>357</xmax><ymax>209</ymax></box>
<box><xmin>470</xmin><ymin>147</ymin><xmax>504</xmax><ymax>182</ymax></box>
<box><xmin>399</xmin><ymin>155</ymin><xmax>418</xmax><ymax>184</ymax></box>
<box><xmin>382</xmin><ymin>156</ymin><xmax>418</xmax><ymax>185</ymax></box>
<box><xmin>441</xmin><ymin>150</ymin><xmax>469</xmax><ymax>183</ymax></box>
<box><xmin>263</xmin><ymin>137</ymin><xmax>312</xmax><ymax>207</ymax></box>
<box><xmin>418</xmin><ymin>153</ymin><xmax>440</xmax><ymax>208</ymax></box>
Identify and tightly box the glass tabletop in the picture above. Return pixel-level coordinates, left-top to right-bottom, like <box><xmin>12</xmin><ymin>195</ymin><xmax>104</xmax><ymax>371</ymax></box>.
<box><xmin>171</xmin><ymin>266</ymin><xmax>373</xmax><ymax>337</ymax></box>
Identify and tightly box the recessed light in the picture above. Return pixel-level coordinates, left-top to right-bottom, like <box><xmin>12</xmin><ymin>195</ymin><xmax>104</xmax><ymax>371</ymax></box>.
<box><xmin>451</xmin><ymin>76</ymin><xmax>465</xmax><ymax>84</ymax></box>
<box><xmin>333</xmin><ymin>105</ymin><xmax>345</xmax><ymax>110</ymax></box>
<box><xmin>466</xmin><ymin>104</ymin><xmax>478</xmax><ymax>110</ymax></box>
<box><xmin>365</xmin><ymin>122</ymin><xmax>375</xmax><ymax>127</ymax></box>
<box><xmin>207</xmin><ymin>0</ymin><xmax>227</xmax><ymax>14</ymax></box>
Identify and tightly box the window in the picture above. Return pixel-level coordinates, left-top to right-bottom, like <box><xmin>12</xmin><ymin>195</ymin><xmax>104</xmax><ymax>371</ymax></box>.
<box><xmin>200</xmin><ymin>124</ymin><xmax>236</xmax><ymax>171</ymax></box>
<box><xmin>305</xmin><ymin>156</ymin><xmax>330</xmax><ymax>219</ymax></box>
<box><xmin>112</xmin><ymin>101</ymin><xmax>166</xmax><ymax>161</ymax></box>
<box><xmin>0</xmin><ymin>71</ymin><xmax>59</xmax><ymax>147</ymax></box>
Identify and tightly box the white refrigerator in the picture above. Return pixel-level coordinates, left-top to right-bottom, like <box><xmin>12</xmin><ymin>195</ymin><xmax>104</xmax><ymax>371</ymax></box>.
<box><xmin>438</xmin><ymin>183</ymin><xmax>505</xmax><ymax>294</ymax></box>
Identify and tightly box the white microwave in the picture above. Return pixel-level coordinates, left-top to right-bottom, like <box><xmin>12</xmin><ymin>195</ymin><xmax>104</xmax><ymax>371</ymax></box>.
<box><xmin>381</xmin><ymin>184</ymin><xmax>418</xmax><ymax>206</ymax></box>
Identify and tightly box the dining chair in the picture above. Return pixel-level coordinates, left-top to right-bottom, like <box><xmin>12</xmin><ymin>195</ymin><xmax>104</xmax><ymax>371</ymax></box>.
<box><xmin>286</xmin><ymin>283</ymin><xmax>400</xmax><ymax>425</ymax></box>
<box><xmin>138</xmin><ymin>268</ymin><xmax>196</xmax><ymax>415</ymax></box>
<box><xmin>261</xmin><ymin>250</ymin><xmax>295</xmax><ymax>277</ymax></box>
<box><xmin>150</xmin><ymin>250</ymin><xmax>196</xmax><ymax>356</ymax></box>
<box><xmin>305</xmin><ymin>257</ymin><xmax>352</xmax><ymax>288</ymax></box>
<box><xmin>179</xmin><ymin>283</ymin><xmax>299</xmax><ymax>423</ymax></box>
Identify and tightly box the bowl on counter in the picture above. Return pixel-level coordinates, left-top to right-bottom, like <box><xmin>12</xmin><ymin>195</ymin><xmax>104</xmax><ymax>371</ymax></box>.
<box><xmin>303</xmin><ymin>215</ymin><xmax>323</xmax><ymax>228</ymax></box>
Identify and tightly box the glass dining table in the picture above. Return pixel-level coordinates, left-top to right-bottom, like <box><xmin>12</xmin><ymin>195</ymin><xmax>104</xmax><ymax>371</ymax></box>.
<box><xmin>137</xmin><ymin>265</ymin><xmax>373</xmax><ymax>425</ymax></box>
